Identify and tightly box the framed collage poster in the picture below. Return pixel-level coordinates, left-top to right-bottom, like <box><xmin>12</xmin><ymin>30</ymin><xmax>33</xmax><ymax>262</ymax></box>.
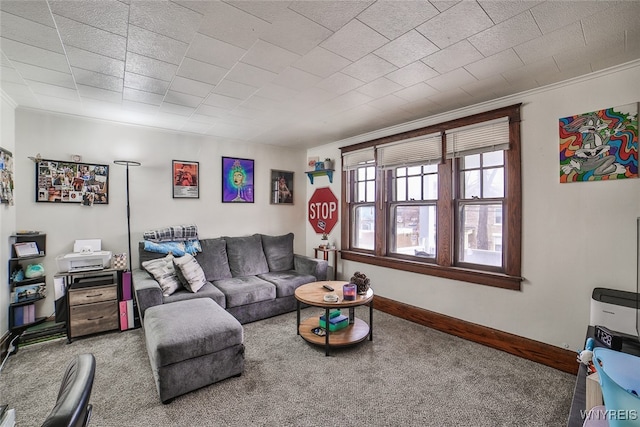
<box><xmin>270</xmin><ymin>170</ymin><xmax>293</xmax><ymax>204</ymax></box>
<box><xmin>172</xmin><ymin>160</ymin><xmax>199</xmax><ymax>198</ymax></box>
<box><xmin>222</xmin><ymin>157</ymin><xmax>254</xmax><ymax>203</ymax></box>
<box><xmin>0</xmin><ymin>147</ymin><xmax>14</xmax><ymax>205</ymax></box>
<box><xmin>35</xmin><ymin>159</ymin><xmax>108</xmax><ymax>204</ymax></box>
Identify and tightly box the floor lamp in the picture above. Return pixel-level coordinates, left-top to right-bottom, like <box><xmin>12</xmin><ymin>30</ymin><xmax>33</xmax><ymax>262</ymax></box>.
<box><xmin>113</xmin><ymin>160</ymin><xmax>141</xmax><ymax>271</ymax></box>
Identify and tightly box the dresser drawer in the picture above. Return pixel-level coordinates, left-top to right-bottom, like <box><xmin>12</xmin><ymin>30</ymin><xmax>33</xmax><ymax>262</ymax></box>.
<box><xmin>69</xmin><ymin>300</ymin><xmax>118</xmax><ymax>338</ymax></box>
<box><xmin>69</xmin><ymin>284</ymin><xmax>117</xmax><ymax>306</ymax></box>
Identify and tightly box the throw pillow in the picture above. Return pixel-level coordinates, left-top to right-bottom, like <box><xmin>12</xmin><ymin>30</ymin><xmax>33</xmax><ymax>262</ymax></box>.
<box><xmin>225</xmin><ymin>234</ymin><xmax>269</xmax><ymax>277</ymax></box>
<box><xmin>261</xmin><ymin>233</ymin><xmax>294</xmax><ymax>272</ymax></box>
<box><xmin>141</xmin><ymin>254</ymin><xmax>182</xmax><ymax>296</ymax></box>
<box><xmin>173</xmin><ymin>253</ymin><xmax>207</xmax><ymax>293</ymax></box>
<box><xmin>197</xmin><ymin>238</ymin><xmax>232</xmax><ymax>281</ymax></box>
<box><xmin>143</xmin><ymin>240</ymin><xmax>186</xmax><ymax>256</ymax></box>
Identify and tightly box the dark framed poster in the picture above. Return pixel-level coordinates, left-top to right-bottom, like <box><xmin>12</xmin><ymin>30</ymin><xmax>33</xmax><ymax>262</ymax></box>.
<box><xmin>270</xmin><ymin>170</ymin><xmax>293</xmax><ymax>204</ymax></box>
<box><xmin>36</xmin><ymin>159</ymin><xmax>108</xmax><ymax>204</ymax></box>
<box><xmin>0</xmin><ymin>147</ymin><xmax>14</xmax><ymax>205</ymax></box>
<box><xmin>173</xmin><ymin>160</ymin><xmax>199</xmax><ymax>198</ymax></box>
<box><xmin>222</xmin><ymin>157</ymin><xmax>254</xmax><ymax>203</ymax></box>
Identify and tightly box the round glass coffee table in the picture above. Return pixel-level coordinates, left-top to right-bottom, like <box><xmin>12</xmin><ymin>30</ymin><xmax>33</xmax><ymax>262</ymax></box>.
<box><xmin>295</xmin><ymin>281</ymin><xmax>374</xmax><ymax>356</ymax></box>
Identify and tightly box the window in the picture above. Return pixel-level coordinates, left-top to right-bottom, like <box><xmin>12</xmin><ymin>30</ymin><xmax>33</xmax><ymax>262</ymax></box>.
<box><xmin>341</xmin><ymin>104</ymin><xmax>522</xmax><ymax>290</ymax></box>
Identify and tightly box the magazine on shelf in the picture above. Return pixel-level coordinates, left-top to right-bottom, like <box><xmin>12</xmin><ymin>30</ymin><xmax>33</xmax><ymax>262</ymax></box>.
<box><xmin>13</xmin><ymin>241</ymin><xmax>39</xmax><ymax>257</ymax></box>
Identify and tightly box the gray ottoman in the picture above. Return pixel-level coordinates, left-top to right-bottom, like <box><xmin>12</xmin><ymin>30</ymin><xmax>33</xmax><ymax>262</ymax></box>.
<box><xmin>143</xmin><ymin>298</ymin><xmax>244</xmax><ymax>403</ymax></box>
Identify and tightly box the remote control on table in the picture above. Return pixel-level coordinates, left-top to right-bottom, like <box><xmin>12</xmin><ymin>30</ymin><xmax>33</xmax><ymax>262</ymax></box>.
<box><xmin>322</xmin><ymin>284</ymin><xmax>334</xmax><ymax>291</ymax></box>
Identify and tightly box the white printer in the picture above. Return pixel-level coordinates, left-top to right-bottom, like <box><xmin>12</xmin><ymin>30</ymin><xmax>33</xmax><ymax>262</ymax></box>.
<box><xmin>56</xmin><ymin>239</ymin><xmax>112</xmax><ymax>273</ymax></box>
<box><xmin>590</xmin><ymin>287</ymin><xmax>639</xmax><ymax>337</ymax></box>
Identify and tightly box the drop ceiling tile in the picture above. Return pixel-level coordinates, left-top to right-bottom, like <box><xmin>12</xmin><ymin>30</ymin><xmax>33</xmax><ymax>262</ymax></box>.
<box><xmin>123</xmin><ymin>87</ymin><xmax>164</xmax><ymax>106</ymax></box>
<box><xmin>241</xmin><ymin>40</ymin><xmax>301</xmax><ymax>73</ymax></box>
<box><xmin>530</xmin><ymin>0</ymin><xmax>617</xmax><ymax>35</ymax></box>
<box><xmin>422</xmin><ymin>40</ymin><xmax>482</xmax><ymax>74</ymax></box>
<box><xmin>464</xmin><ymin>49</ymin><xmax>524</xmax><ymax>80</ymax></box>
<box><xmin>170</xmin><ymin>76</ymin><xmax>213</xmax><ymax>98</ymax></box>
<box><xmin>581</xmin><ymin>2</ymin><xmax>640</xmax><ymax>45</ymax></box>
<box><xmin>272</xmin><ymin>67</ymin><xmax>322</xmax><ymax>91</ymax></box>
<box><xmin>292</xmin><ymin>46</ymin><xmax>352</xmax><ymax>78</ymax></box>
<box><xmin>316</xmin><ymin>72</ymin><xmax>364</xmax><ymax>95</ymax></box>
<box><xmin>460</xmin><ymin>74</ymin><xmax>510</xmax><ymax>98</ymax></box>
<box><xmin>468</xmin><ymin>11</ymin><xmax>541</xmax><ymax>57</ymax></box>
<box><xmin>204</xmin><ymin>93</ymin><xmax>243</xmax><ymax>109</ymax></box>
<box><xmin>123</xmin><ymin>99</ymin><xmax>160</xmax><ymax>113</ymax></box>
<box><xmin>293</xmin><ymin>87</ymin><xmax>337</xmax><ymax>109</ymax></box>
<box><xmin>27</xmin><ymin>80</ymin><xmax>78</xmax><ymax>100</ymax></box>
<box><xmin>320</xmin><ymin>19</ymin><xmax>389</xmax><ymax>62</ymax></box>
<box><xmin>289</xmin><ymin>0</ymin><xmax>372</xmax><ymax>31</ymax></box>
<box><xmin>127</xmin><ymin>25</ymin><xmax>189</xmax><ymax>65</ymax></box>
<box><xmin>1</xmin><ymin>10</ymin><xmax>64</xmax><ymax>53</ymax></box>
<box><xmin>0</xmin><ymin>0</ymin><xmax>56</xmax><ymax>27</ymax></box>
<box><xmin>55</xmin><ymin>15</ymin><xmax>126</xmax><ymax>60</ymax></box>
<box><xmin>197</xmin><ymin>1</ymin><xmax>269</xmax><ymax>49</ymax></box>
<box><xmin>262</xmin><ymin>8</ymin><xmax>334</xmax><ymax>56</ymax></box>
<box><xmin>163</xmin><ymin>90</ymin><xmax>203</xmax><ymax>108</ymax></box>
<box><xmin>341</xmin><ymin>54</ymin><xmax>397</xmax><ymax>83</ymax></box>
<box><xmin>177</xmin><ymin>58</ymin><xmax>228</xmax><ymax>86</ymax></box>
<box><xmin>124</xmin><ymin>72</ymin><xmax>170</xmax><ymax>95</ymax></box>
<box><xmin>129</xmin><ymin>1</ymin><xmax>202</xmax><ymax>43</ymax></box>
<box><xmin>416</xmin><ymin>1</ymin><xmax>493</xmax><ymax>49</ymax></box>
<box><xmin>226</xmin><ymin>0</ymin><xmax>292</xmax><ymax>23</ymax></box>
<box><xmin>181</xmin><ymin>120</ymin><xmax>212</xmax><ymax>134</ymax></box>
<box><xmin>77</xmin><ymin>84</ymin><xmax>121</xmax><ymax>103</ymax></box>
<box><xmin>426</xmin><ymin>67</ymin><xmax>477</xmax><ymax>91</ymax></box>
<box><xmin>37</xmin><ymin>94</ymin><xmax>82</xmax><ymax>112</ymax></box>
<box><xmin>226</xmin><ymin>62</ymin><xmax>278</xmax><ymax>88</ymax></box>
<box><xmin>0</xmin><ymin>80</ymin><xmax>39</xmax><ymax>104</ymax></box>
<box><xmin>241</xmin><ymin>96</ymin><xmax>287</xmax><ymax>113</ymax></box>
<box><xmin>591</xmin><ymin>47</ymin><xmax>640</xmax><ymax>73</ymax></box>
<box><xmin>0</xmin><ymin>38</ymin><xmax>70</xmax><ymax>72</ymax></box>
<box><xmin>159</xmin><ymin>102</ymin><xmax>196</xmax><ymax>116</ymax></box>
<box><xmin>50</xmin><ymin>0</ymin><xmax>129</xmax><ymax>36</ymax></box>
<box><xmin>212</xmin><ymin>79</ymin><xmax>258</xmax><ymax>100</ymax></box>
<box><xmin>186</xmin><ymin>33</ymin><xmax>246</xmax><ymax>69</ymax></box>
<box><xmin>254</xmin><ymin>83</ymin><xmax>300</xmax><ymax>102</ymax></box>
<box><xmin>429</xmin><ymin>1</ymin><xmax>460</xmax><ymax>13</ymax></box>
<box><xmin>356</xmin><ymin>77</ymin><xmax>403</xmax><ymax>98</ymax></box>
<box><xmin>385</xmin><ymin>61</ymin><xmax>439</xmax><ymax>87</ymax></box>
<box><xmin>196</xmin><ymin>104</ymin><xmax>228</xmax><ymax>118</ymax></box>
<box><xmin>535</xmin><ymin>62</ymin><xmax>593</xmax><ymax>87</ymax></box>
<box><xmin>501</xmin><ymin>57</ymin><xmax>559</xmax><ymax>86</ymax></box>
<box><xmin>553</xmin><ymin>31</ymin><xmax>625</xmax><ymax>71</ymax></box>
<box><xmin>125</xmin><ymin>52</ymin><xmax>177</xmax><ymax>82</ymax></box>
<box><xmin>395</xmin><ymin>82</ymin><xmax>439</xmax><ymax>102</ymax></box>
<box><xmin>65</xmin><ymin>46</ymin><xmax>124</xmax><ymax>79</ymax></box>
<box><xmin>357</xmin><ymin>0</ymin><xmax>439</xmax><ymax>40</ymax></box>
<box><xmin>514</xmin><ymin>22</ymin><xmax>585</xmax><ymax>65</ymax></box>
<box><xmin>314</xmin><ymin>91</ymin><xmax>373</xmax><ymax>117</ymax></box>
<box><xmin>366</xmin><ymin>94</ymin><xmax>409</xmax><ymax>112</ymax></box>
<box><xmin>73</xmin><ymin>67</ymin><xmax>123</xmax><ymax>92</ymax></box>
<box><xmin>374</xmin><ymin>30</ymin><xmax>439</xmax><ymax>68</ymax></box>
<box><xmin>0</xmin><ymin>65</ymin><xmax>24</xmax><ymax>84</ymax></box>
<box><xmin>479</xmin><ymin>0</ymin><xmax>542</xmax><ymax>24</ymax></box>
<box><xmin>427</xmin><ymin>87</ymin><xmax>472</xmax><ymax>108</ymax></box>
<box><xmin>12</xmin><ymin>61</ymin><xmax>75</xmax><ymax>88</ymax></box>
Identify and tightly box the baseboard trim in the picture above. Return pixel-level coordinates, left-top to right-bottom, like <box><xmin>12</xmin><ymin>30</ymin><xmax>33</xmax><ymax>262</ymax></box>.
<box><xmin>373</xmin><ymin>295</ymin><xmax>578</xmax><ymax>375</ymax></box>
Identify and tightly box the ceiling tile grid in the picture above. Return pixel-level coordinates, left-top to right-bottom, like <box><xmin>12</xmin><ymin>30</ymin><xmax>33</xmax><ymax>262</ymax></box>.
<box><xmin>0</xmin><ymin>0</ymin><xmax>638</xmax><ymax>148</ymax></box>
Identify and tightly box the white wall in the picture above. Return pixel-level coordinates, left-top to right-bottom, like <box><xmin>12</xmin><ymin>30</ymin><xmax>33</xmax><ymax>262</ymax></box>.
<box><xmin>1</xmin><ymin>94</ymin><xmax>17</xmax><ymax>335</ymax></box>
<box><xmin>13</xmin><ymin>112</ymin><xmax>309</xmax><ymax>323</ymax></box>
<box><xmin>307</xmin><ymin>62</ymin><xmax>640</xmax><ymax>351</ymax></box>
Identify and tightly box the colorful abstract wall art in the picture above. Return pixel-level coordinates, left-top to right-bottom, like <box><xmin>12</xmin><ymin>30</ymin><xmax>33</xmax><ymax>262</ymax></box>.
<box><xmin>222</xmin><ymin>157</ymin><xmax>254</xmax><ymax>203</ymax></box>
<box><xmin>559</xmin><ymin>103</ymin><xmax>638</xmax><ymax>183</ymax></box>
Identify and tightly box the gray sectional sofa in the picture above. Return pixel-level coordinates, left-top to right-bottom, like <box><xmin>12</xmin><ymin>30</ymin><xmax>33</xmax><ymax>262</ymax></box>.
<box><xmin>132</xmin><ymin>233</ymin><xmax>328</xmax><ymax>324</ymax></box>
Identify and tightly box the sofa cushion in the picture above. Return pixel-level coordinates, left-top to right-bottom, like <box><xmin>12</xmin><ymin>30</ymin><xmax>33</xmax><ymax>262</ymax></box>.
<box><xmin>173</xmin><ymin>254</ymin><xmax>207</xmax><ymax>293</ymax></box>
<box><xmin>261</xmin><ymin>233</ymin><xmax>294</xmax><ymax>272</ymax></box>
<box><xmin>225</xmin><ymin>234</ymin><xmax>269</xmax><ymax>277</ymax></box>
<box><xmin>141</xmin><ymin>254</ymin><xmax>182</xmax><ymax>296</ymax></box>
<box><xmin>212</xmin><ymin>276</ymin><xmax>275</xmax><ymax>308</ymax></box>
<box><xmin>258</xmin><ymin>271</ymin><xmax>317</xmax><ymax>298</ymax></box>
<box><xmin>196</xmin><ymin>238</ymin><xmax>232</xmax><ymax>281</ymax></box>
<box><xmin>163</xmin><ymin>283</ymin><xmax>226</xmax><ymax>309</ymax></box>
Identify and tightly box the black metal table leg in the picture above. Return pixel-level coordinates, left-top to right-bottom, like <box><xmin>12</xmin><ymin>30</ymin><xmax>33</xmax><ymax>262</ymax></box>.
<box><xmin>296</xmin><ymin>300</ymin><xmax>300</xmax><ymax>335</ymax></box>
<box><xmin>369</xmin><ymin>300</ymin><xmax>373</xmax><ymax>341</ymax></box>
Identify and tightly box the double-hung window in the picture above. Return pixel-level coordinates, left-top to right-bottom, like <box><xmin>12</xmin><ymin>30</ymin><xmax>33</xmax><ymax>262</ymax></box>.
<box><xmin>341</xmin><ymin>104</ymin><xmax>522</xmax><ymax>290</ymax></box>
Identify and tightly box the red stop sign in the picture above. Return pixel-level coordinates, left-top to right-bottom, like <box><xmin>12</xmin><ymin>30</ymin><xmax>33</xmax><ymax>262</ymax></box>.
<box><xmin>308</xmin><ymin>187</ymin><xmax>338</xmax><ymax>234</ymax></box>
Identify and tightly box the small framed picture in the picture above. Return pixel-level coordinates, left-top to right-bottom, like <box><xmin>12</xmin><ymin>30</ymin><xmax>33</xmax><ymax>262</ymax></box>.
<box><xmin>270</xmin><ymin>170</ymin><xmax>294</xmax><ymax>205</ymax></box>
<box><xmin>222</xmin><ymin>157</ymin><xmax>254</xmax><ymax>203</ymax></box>
<box><xmin>14</xmin><ymin>242</ymin><xmax>39</xmax><ymax>257</ymax></box>
<box><xmin>173</xmin><ymin>160</ymin><xmax>199</xmax><ymax>198</ymax></box>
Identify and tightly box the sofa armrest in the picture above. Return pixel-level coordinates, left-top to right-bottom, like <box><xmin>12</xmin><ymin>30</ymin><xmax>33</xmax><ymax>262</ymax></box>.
<box><xmin>294</xmin><ymin>254</ymin><xmax>328</xmax><ymax>281</ymax></box>
<box><xmin>132</xmin><ymin>269</ymin><xmax>163</xmax><ymax>321</ymax></box>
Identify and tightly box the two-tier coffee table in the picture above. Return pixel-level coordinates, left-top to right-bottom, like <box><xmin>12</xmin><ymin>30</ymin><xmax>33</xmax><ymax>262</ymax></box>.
<box><xmin>295</xmin><ymin>281</ymin><xmax>374</xmax><ymax>356</ymax></box>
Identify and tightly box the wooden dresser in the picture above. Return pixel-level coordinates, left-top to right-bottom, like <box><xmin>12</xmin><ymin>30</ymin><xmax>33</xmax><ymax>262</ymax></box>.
<box><xmin>68</xmin><ymin>274</ymin><xmax>119</xmax><ymax>339</ymax></box>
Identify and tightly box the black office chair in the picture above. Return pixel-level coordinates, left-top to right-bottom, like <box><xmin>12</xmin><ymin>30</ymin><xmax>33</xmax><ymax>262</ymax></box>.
<box><xmin>42</xmin><ymin>353</ymin><xmax>96</xmax><ymax>427</ymax></box>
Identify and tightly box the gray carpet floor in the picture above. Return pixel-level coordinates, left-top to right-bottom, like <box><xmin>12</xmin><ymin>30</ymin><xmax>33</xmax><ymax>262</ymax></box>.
<box><xmin>0</xmin><ymin>307</ymin><xmax>575</xmax><ymax>426</ymax></box>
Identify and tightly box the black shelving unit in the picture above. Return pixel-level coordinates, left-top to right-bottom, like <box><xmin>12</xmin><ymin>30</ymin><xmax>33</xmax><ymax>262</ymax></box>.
<box><xmin>8</xmin><ymin>233</ymin><xmax>47</xmax><ymax>338</ymax></box>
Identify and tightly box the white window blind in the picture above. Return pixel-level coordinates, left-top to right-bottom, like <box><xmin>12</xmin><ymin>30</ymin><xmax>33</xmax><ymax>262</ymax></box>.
<box><xmin>342</xmin><ymin>147</ymin><xmax>375</xmax><ymax>171</ymax></box>
<box><xmin>377</xmin><ymin>132</ymin><xmax>442</xmax><ymax>169</ymax></box>
<box><xmin>446</xmin><ymin>117</ymin><xmax>510</xmax><ymax>158</ymax></box>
